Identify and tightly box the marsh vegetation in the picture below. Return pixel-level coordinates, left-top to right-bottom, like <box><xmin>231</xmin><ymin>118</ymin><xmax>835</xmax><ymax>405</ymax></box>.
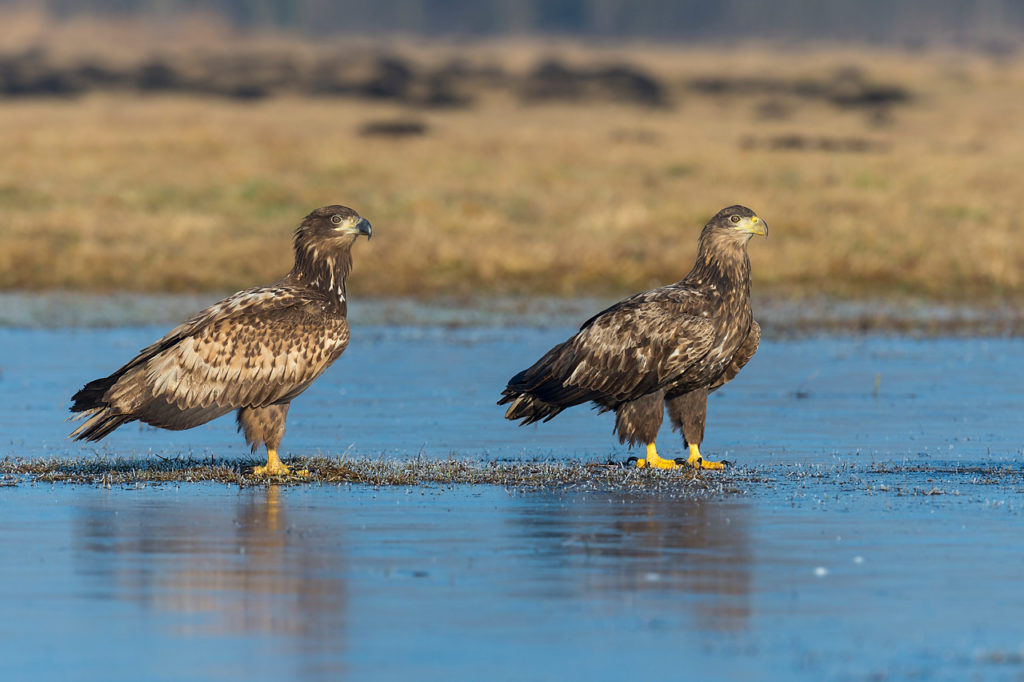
<box><xmin>2</xmin><ymin>21</ymin><xmax>1023</xmax><ymax>303</ymax></box>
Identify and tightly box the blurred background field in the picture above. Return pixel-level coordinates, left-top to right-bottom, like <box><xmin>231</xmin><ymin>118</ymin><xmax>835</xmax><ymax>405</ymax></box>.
<box><xmin>2</xmin><ymin>3</ymin><xmax>1024</xmax><ymax>303</ymax></box>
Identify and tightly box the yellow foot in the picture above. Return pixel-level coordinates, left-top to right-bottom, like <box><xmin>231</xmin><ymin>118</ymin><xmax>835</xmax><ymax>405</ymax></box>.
<box><xmin>684</xmin><ymin>444</ymin><xmax>729</xmax><ymax>470</ymax></box>
<box><xmin>634</xmin><ymin>443</ymin><xmax>681</xmax><ymax>470</ymax></box>
<box><xmin>252</xmin><ymin>449</ymin><xmax>309</xmax><ymax>477</ymax></box>
<box><xmin>252</xmin><ymin>463</ymin><xmax>311</xmax><ymax>477</ymax></box>
<box><xmin>253</xmin><ymin>462</ymin><xmax>290</xmax><ymax>476</ymax></box>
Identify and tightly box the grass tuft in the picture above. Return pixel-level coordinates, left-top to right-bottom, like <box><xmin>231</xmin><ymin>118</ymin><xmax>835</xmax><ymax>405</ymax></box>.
<box><xmin>0</xmin><ymin>454</ymin><xmax>741</xmax><ymax>493</ymax></box>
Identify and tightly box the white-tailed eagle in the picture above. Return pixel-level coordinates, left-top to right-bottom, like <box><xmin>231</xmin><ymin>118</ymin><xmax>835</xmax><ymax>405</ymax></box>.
<box><xmin>70</xmin><ymin>205</ymin><xmax>372</xmax><ymax>476</ymax></box>
<box><xmin>500</xmin><ymin>205</ymin><xmax>765</xmax><ymax>469</ymax></box>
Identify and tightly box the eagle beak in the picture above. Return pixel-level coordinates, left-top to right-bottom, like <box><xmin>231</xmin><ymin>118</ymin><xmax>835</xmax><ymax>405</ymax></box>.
<box><xmin>737</xmin><ymin>216</ymin><xmax>767</xmax><ymax>237</ymax></box>
<box><xmin>356</xmin><ymin>218</ymin><xmax>372</xmax><ymax>240</ymax></box>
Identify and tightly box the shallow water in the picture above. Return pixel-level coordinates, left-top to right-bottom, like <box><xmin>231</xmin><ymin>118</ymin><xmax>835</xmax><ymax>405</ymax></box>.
<box><xmin>2</xmin><ymin>325</ymin><xmax>1022</xmax><ymax>465</ymax></box>
<box><xmin>4</xmin><ymin>477</ymin><xmax>1024</xmax><ymax>681</ymax></box>
<box><xmin>2</xmin><ymin>320</ymin><xmax>1024</xmax><ymax>680</ymax></box>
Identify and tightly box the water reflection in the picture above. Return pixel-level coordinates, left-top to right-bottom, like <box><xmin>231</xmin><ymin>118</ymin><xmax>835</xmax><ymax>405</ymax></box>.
<box><xmin>67</xmin><ymin>483</ymin><xmax>754</xmax><ymax>680</ymax></box>
<box><xmin>74</xmin><ymin>487</ymin><xmax>347</xmax><ymax>673</ymax></box>
<box><xmin>512</xmin><ymin>493</ymin><xmax>753</xmax><ymax>632</ymax></box>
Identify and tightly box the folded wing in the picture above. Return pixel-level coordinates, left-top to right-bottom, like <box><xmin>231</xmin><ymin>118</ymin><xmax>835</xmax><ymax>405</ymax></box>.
<box><xmin>500</xmin><ymin>288</ymin><xmax>715</xmax><ymax>422</ymax></box>
<box><xmin>70</xmin><ymin>288</ymin><xmax>349</xmax><ymax>439</ymax></box>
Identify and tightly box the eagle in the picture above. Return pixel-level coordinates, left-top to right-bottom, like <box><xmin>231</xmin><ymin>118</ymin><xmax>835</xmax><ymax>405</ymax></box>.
<box><xmin>69</xmin><ymin>205</ymin><xmax>372</xmax><ymax>476</ymax></box>
<box><xmin>499</xmin><ymin>205</ymin><xmax>765</xmax><ymax>470</ymax></box>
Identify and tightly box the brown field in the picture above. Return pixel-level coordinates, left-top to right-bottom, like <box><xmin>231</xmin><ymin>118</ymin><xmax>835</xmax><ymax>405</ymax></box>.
<box><xmin>2</xmin><ymin>24</ymin><xmax>1024</xmax><ymax>302</ymax></box>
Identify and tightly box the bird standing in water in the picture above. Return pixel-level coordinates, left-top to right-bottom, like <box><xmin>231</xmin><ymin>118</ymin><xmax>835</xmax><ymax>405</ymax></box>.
<box><xmin>500</xmin><ymin>205</ymin><xmax>765</xmax><ymax>469</ymax></box>
<box><xmin>70</xmin><ymin>205</ymin><xmax>372</xmax><ymax>476</ymax></box>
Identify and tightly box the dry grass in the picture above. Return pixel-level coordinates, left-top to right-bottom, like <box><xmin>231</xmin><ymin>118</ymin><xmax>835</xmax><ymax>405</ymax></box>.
<box><xmin>2</xmin><ymin>454</ymin><xmax>1016</xmax><ymax>496</ymax></box>
<box><xmin>0</xmin><ymin>454</ymin><xmax>744</xmax><ymax>493</ymax></box>
<box><xmin>2</xmin><ymin>35</ymin><xmax>1024</xmax><ymax>301</ymax></box>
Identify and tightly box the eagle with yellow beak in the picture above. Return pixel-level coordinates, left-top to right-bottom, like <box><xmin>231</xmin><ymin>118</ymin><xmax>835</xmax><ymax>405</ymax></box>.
<box><xmin>500</xmin><ymin>205</ymin><xmax>766</xmax><ymax>469</ymax></box>
<box><xmin>70</xmin><ymin>205</ymin><xmax>372</xmax><ymax>476</ymax></box>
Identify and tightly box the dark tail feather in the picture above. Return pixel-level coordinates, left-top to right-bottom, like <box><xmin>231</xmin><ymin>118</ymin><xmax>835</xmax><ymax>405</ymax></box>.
<box><xmin>70</xmin><ymin>375</ymin><xmax>119</xmax><ymax>414</ymax></box>
<box><xmin>499</xmin><ymin>344</ymin><xmax>598</xmax><ymax>424</ymax></box>
<box><xmin>498</xmin><ymin>388</ymin><xmax>566</xmax><ymax>424</ymax></box>
<box><xmin>499</xmin><ymin>373</ymin><xmax>598</xmax><ymax>420</ymax></box>
<box><xmin>498</xmin><ymin>365</ymin><xmax>565</xmax><ymax>424</ymax></box>
<box><xmin>69</xmin><ymin>372</ymin><xmax>131</xmax><ymax>441</ymax></box>
<box><xmin>68</xmin><ymin>408</ymin><xmax>133</xmax><ymax>442</ymax></box>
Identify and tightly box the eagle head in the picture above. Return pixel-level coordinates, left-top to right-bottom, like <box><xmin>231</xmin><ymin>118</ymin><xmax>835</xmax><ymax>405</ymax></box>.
<box><xmin>706</xmin><ymin>205</ymin><xmax>767</xmax><ymax>241</ymax></box>
<box><xmin>297</xmin><ymin>205</ymin><xmax>373</xmax><ymax>245</ymax></box>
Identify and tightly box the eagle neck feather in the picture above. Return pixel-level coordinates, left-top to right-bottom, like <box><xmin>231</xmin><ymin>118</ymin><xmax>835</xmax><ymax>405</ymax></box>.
<box><xmin>289</xmin><ymin>235</ymin><xmax>353</xmax><ymax>312</ymax></box>
<box><xmin>686</xmin><ymin>232</ymin><xmax>752</xmax><ymax>299</ymax></box>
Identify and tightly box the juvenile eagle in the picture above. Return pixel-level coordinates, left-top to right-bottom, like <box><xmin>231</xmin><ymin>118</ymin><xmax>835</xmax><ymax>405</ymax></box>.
<box><xmin>69</xmin><ymin>205</ymin><xmax>372</xmax><ymax>476</ymax></box>
<box><xmin>499</xmin><ymin>205</ymin><xmax>765</xmax><ymax>470</ymax></box>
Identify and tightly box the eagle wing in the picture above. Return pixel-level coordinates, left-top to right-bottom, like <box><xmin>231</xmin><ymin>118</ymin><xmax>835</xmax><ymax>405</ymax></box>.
<box><xmin>504</xmin><ymin>286</ymin><xmax>715</xmax><ymax>411</ymax></box>
<box><xmin>565</xmin><ymin>289</ymin><xmax>716</xmax><ymax>400</ymax></box>
<box><xmin>73</xmin><ymin>286</ymin><xmax>349</xmax><ymax>433</ymax></box>
<box><xmin>708</xmin><ymin>319</ymin><xmax>760</xmax><ymax>393</ymax></box>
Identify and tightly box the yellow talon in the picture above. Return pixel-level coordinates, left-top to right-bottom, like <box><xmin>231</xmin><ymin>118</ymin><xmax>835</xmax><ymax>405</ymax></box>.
<box><xmin>634</xmin><ymin>443</ymin><xmax>680</xmax><ymax>470</ymax></box>
<box><xmin>253</xmin><ymin>449</ymin><xmax>299</xmax><ymax>477</ymax></box>
<box><xmin>633</xmin><ymin>443</ymin><xmax>728</xmax><ymax>470</ymax></box>
<box><xmin>685</xmin><ymin>443</ymin><xmax>727</xmax><ymax>470</ymax></box>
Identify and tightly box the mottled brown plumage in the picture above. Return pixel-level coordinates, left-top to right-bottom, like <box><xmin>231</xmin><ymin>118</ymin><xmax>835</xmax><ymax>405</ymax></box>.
<box><xmin>499</xmin><ymin>205</ymin><xmax>765</xmax><ymax>469</ymax></box>
<box><xmin>69</xmin><ymin>205</ymin><xmax>372</xmax><ymax>475</ymax></box>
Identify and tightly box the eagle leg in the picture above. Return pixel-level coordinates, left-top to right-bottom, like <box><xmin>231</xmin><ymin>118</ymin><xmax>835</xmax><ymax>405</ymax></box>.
<box><xmin>665</xmin><ymin>388</ymin><xmax>729</xmax><ymax>469</ymax></box>
<box><xmin>634</xmin><ymin>443</ymin><xmax>681</xmax><ymax>470</ymax></box>
<box><xmin>253</xmin><ymin>448</ymin><xmax>309</xmax><ymax>478</ymax></box>
<box><xmin>683</xmin><ymin>443</ymin><xmax>731</xmax><ymax>470</ymax></box>
<box><xmin>239</xmin><ymin>405</ymin><xmax>309</xmax><ymax>477</ymax></box>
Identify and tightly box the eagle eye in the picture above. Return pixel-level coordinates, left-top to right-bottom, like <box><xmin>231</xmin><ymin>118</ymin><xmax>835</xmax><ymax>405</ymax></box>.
<box><xmin>331</xmin><ymin>215</ymin><xmax>343</xmax><ymax>225</ymax></box>
<box><xmin>729</xmin><ymin>214</ymin><xmax>741</xmax><ymax>223</ymax></box>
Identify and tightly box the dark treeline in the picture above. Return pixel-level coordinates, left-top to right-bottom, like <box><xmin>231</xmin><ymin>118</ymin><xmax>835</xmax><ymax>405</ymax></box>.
<box><xmin>21</xmin><ymin>0</ymin><xmax>1024</xmax><ymax>44</ymax></box>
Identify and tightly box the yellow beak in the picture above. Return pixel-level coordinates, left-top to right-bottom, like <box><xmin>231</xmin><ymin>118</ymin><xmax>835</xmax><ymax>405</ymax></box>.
<box><xmin>736</xmin><ymin>215</ymin><xmax>767</xmax><ymax>237</ymax></box>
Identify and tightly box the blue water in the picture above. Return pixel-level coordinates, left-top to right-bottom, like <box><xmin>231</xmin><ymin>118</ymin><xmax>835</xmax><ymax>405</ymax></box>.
<box><xmin>3</xmin><ymin>325</ymin><xmax>1023</xmax><ymax>465</ymax></box>
<box><xmin>3</xmin><ymin>480</ymin><xmax>1023</xmax><ymax>681</ymax></box>
<box><xmin>2</xmin><ymin>320</ymin><xmax>1024</xmax><ymax>681</ymax></box>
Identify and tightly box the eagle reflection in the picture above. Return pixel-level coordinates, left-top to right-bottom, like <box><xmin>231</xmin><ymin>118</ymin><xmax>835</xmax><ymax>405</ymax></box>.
<box><xmin>514</xmin><ymin>493</ymin><xmax>752</xmax><ymax>632</ymax></box>
<box><xmin>74</xmin><ymin>486</ymin><xmax>346</xmax><ymax>649</ymax></box>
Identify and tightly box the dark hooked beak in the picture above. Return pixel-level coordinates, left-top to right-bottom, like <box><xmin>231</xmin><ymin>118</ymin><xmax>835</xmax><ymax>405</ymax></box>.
<box><xmin>357</xmin><ymin>218</ymin><xmax>372</xmax><ymax>240</ymax></box>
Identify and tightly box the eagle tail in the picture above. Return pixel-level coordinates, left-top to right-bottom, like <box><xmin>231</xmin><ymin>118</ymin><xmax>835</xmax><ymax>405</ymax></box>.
<box><xmin>70</xmin><ymin>374</ymin><xmax>120</xmax><ymax>414</ymax></box>
<box><xmin>68</xmin><ymin>372</ymin><xmax>133</xmax><ymax>441</ymax></box>
<box><xmin>68</xmin><ymin>407</ymin><xmax>133</xmax><ymax>442</ymax></box>
<box><xmin>498</xmin><ymin>347</ymin><xmax>595</xmax><ymax>423</ymax></box>
<box><xmin>498</xmin><ymin>389</ymin><xmax>566</xmax><ymax>424</ymax></box>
